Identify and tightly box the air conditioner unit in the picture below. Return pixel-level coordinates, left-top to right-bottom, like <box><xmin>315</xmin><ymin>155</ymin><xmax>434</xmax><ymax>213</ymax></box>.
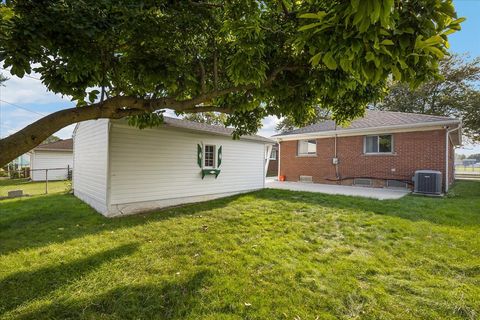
<box><xmin>413</xmin><ymin>170</ymin><xmax>442</xmax><ymax>195</ymax></box>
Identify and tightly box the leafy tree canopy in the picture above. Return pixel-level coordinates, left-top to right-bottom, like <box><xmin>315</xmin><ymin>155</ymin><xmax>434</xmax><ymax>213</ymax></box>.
<box><xmin>467</xmin><ymin>153</ymin><xmax>480</xmax><ymax>161</ymax></box>
<box><xmin>376</xmin><ymin>54</ymin><xmax>480</xmax><ymax>141</ymax></box>
<box><xmin>40</xmin><ymin>135</ymin><xmax>61</xmax><ymax>145</ymax></box>
<box><xmin>275</xmin><ymin>106</ymin><xmax>331</xmax><ymax>133</ymax></box>
<box><xmin>0</xmin><ymin>0</ymin><xmax>464</xmax><ymax>165</ymax></box>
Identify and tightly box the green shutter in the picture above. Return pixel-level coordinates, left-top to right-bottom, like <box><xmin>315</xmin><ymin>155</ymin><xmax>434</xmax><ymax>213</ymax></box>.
<box><xmin>197</xmin><ymin>144</ymin><xmax>203</xmax><ymax>168</ymax></box>
<box><xmin>217</xmin><ymin>146</ymin><xmax>222</xmax><ymax>168</ymax></box>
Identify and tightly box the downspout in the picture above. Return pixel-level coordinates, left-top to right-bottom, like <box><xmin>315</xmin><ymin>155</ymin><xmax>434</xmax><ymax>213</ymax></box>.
<box><xmin>264</xmin><ymin>144</ymin><xmax>273</xmax><ymax>178</ymax></box>
<box><xmin>445</xmin><ymin>125</ymin><xmax>460</xmax><ymax>193</ymax></box>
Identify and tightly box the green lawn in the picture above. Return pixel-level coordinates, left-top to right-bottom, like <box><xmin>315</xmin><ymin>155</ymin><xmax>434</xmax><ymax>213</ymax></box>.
<box><xmin>0</xmin><ymin>182</ymin><xmax>479</xmax><ymax>319</ymax></box>
<box><xmin>0</xmin><ymin>178</ymin><xmax>70</xmax><ymax>197</ymax></box>
<box><xmin>455</xmin><ymin>166</ymin><xmax>480</xmax><ymax>173</ymax></box>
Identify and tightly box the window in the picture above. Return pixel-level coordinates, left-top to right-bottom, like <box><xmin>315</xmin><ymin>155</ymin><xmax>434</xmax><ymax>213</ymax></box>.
<box><xmin>204</xmin><ymin>145</ymin><xmax>216</xmax><ymax>168</ymax></box>
<box><xmin>269</xmin><ymin>149</ymin><xmax>277</xmax><ymax>160</ymax></box>
<box><xmin>298</xmin><ymin>139</ymin><xmax>317</xmax><ymax>155</ymax></box>
<box><xmin>386</xmin><ymin>180</ymin><xmax>408</xmax><ymax>189</ymax></box>
<box><xmin>365</xmin><ymin>135</ymin><xmax>393</xmax><ymax>153</ymax></box>
<box><xmin>354</xmin><ymin>178</ymin><xmax>372</xmax><ymax>187</ymax></box>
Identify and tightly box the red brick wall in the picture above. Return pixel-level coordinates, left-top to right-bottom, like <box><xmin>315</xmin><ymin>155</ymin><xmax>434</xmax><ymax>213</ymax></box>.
<box><xmin>279</xmin><ymin>129</ymin><xmax>453</xmax><ymax>190</ymax></box>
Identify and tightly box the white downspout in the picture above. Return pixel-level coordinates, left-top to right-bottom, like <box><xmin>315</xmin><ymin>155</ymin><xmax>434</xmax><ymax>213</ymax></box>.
<box><xmin>445</xmin><ymin>125</ymin><xmax>460</xmax><ymax>193</ymax></box>
<box><xmin>265</xmin><ymin>144</ymin><xmax>273</xmax><ymax>177</ymax></box>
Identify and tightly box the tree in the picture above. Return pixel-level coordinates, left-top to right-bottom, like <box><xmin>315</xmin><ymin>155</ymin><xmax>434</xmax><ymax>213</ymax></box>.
<box><xmin>0</xmin><ymin>0</ymin><xmax>464</xmax><ymax>166</ymax></box>
<box><xmin>467</xmin><ymin>154</ymin><xmax>480</xmax><ymax>161</ymax></box>
<box><xmin>40</xmin><ymin>135</ymin><xmax>61</xmax><ymax>145</ymax></box>
<box><xmin>183</xmin><ymin>112</ymin><xmax>227</xmax><ymax>126</ymax></box>
<box><xmin>376</xmin><ymin>54</ymin><xmax>480</xmax><ymax>141</ymax></box>
<box><xmin>275</xmin><ymin>106</ymin><xmax>331</xmax><ymax>133</ymax></box>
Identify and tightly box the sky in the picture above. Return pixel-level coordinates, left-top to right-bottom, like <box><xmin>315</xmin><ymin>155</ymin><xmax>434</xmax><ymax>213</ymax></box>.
<box><xmin>0</xmin><ymin>0</ymin><xmax>479</xmax><ymax>155</ymax></box>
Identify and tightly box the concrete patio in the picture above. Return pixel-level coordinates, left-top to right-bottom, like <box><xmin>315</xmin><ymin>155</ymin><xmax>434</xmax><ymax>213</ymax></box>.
<box><xmin>265</xmin><ymin>179</ymin><xmax>410</xmax><ymax>200</ymax></box>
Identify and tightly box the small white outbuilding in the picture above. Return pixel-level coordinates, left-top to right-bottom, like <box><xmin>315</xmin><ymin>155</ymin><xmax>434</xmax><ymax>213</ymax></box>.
<box><xmin>73</xmin><ymin>117</ymin><xmax>273</xmax><ymax>217</ymax></box>
<box><xmin>29</xmin><ymin>139</ymin><xmax>74</xmax><ymax>181</ymax></box>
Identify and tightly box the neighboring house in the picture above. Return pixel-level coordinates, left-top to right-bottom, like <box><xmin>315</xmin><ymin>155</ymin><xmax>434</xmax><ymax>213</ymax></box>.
<box><xmin>29</xmin><ymin>139</ymin><xmax>73</xmax><ymax>181</ymax></box>
<box><xmin>273</xmin><ymin>110</ymin><xmax>462</xmax><ymax>192</ymax></box>
<box><xmin>267</xmin><ymin>144</ymin><xmax>278</xmax><ymax>176</ymax></box>
<box><xmin>73</xmin><ymin>117</ymin><xmax>273</xmax><ymax>217</ymax></box>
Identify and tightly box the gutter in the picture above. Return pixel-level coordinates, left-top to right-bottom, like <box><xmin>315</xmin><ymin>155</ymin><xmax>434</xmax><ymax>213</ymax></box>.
<box><xmin>273</xmin><ymin>120</ymin><xmax>461</xmax><ymax>141</ymax></box>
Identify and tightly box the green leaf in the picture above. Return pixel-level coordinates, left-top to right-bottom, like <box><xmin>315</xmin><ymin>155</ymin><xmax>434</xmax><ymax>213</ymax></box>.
<box><xmin>299</xmin><ymin>12</ymin><xmax>326</xmax><ymax>20</ymax></box>
<box><xmin>322</xmin><ymin>52</ymin><xmax>337</xmax><ymax>70</ymax></box>
<box><xmin>391</xmin><ymin>65</ymin><xmax>401</xmax><ymax>80</ymax></box>
<box><xmin>380</xmin><ymin>39</ymin><xmax>394</xmax><ymax>45</ymax></box>
<box><xmin>310</xmin><ymin>52</ymin><xmax>322</xmax><ymax>66</ymax></box>
<box><xmin>299</xmin><ymin>22</ymin><xmax>323</xmax><ymax>32</ymax></box>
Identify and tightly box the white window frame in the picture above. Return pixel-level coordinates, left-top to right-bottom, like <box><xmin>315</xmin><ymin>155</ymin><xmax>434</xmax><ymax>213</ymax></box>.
<box><xmin>297</xmin><ymin>139</ymin><xmax>317</xmax><ymax>156</ymax></box>
<box><xmin>364</xmin><ymin>134</ymin><xmax>394</xmax><ymax>154</ymax></box>
<box><xmin>203</xmin><ymin>144</ymin><xmax>216</xmax><ymax>169</ymax></box>
<box><xmin>269</xmin><ymin>149</ymin><xmax>277</xmax><ymax>160</ymax></box>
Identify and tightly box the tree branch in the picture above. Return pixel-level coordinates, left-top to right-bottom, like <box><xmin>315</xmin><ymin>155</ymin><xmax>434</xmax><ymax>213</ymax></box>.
<box><xmin>0</xmin><ymin>65</ymin><xmax>303</xmax><ymax>166</ymax></box>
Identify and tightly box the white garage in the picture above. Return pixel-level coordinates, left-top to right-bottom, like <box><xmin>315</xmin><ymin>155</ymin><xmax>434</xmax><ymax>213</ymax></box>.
<box><xmin>29</xmin><ymin>139</ymin><xmax>74</xmax><ymax>181</ymax></box>
<box><xmin>73</xmin><ymin>118</ymin><xmax>273</xmax><ymax>217</ymax></box>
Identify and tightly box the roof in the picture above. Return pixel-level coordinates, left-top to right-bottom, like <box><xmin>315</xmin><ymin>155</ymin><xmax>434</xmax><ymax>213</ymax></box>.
<box><xmin>34</xmin><ymin>138</ymin><xmax>73</xmax><ymax>151</ymax></box>
<box><xmin>274</xmin><ymin>110</ymin><xmax>461</xmax><ymax>138</ymax></box>
<box><xmin>160</xmin><ymin>117</ymin><xmax>274</xmax><ymax>143</ymax></box>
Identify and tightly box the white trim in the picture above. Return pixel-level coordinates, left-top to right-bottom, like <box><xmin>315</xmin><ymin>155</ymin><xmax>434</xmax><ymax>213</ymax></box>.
<box><xmin>445</xmin><ymin>125</ymin><xmax>461</xmax><ymax>192</ymax></box>
<box><xmin>274</xmin><ymin>120</ymin><xmax>461</xmax><ymax>142</ymax></box>
<box><xmin>264</xmin><ymin>144</ymin><xmax>273</xmax><ymax>177</ymax></box>
<box><xmin>31</xmin><ymin>148</ymin><xmax>73</xmax><ymax>152</ymax></box>
<box><xmin>106</xmin><ymin>120</ymin><xmax>112</xmax><ymax>210</ymax></box>
<box><xmin>297</xmin><ymin>139</ymin><xmax>317</xmax><ymax>156</ymax></box>
<box><xmin>363</xmin><ymin>134</ymin><xmax>394</xmax><ymax>154</ymax></box>
<box><xmin>203</xmin><ymin>144</ymin><xmax>216</xmax><ymax>169</ymax></box>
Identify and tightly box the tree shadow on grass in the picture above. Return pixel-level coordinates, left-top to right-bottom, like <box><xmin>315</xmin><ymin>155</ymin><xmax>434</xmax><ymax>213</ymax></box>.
<box><xmin>0</xmin><ymin>193</ymin><xmax>242</xmax><ymax>256</ymax></box>
<box><xmin>0</xmin><ymin>243</ymin><xmax>139</xmax><ymax>316</ymax></box>
<box><xmin>259</xmin><ymin>180</ymin><xmax>480</xmax><ymax>227</ymax></box>
<box><xmin>16</xmin><ymin>270</ymin><xmax>212</xmax><ymax>320</ymax></box>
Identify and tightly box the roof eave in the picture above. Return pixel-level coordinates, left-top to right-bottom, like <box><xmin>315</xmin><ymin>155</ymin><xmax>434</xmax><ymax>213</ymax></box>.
<box><xmin>273</xmin><ymin>120</ymin><xmax>461</xmax><ymax>141</ymax></box>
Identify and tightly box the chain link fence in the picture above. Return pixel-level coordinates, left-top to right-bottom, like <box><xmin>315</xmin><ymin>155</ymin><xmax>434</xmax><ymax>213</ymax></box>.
<box><xmin>0</xmin><ymin>167</ymin><xmax>73</xmax><ymax>199</ymax></box>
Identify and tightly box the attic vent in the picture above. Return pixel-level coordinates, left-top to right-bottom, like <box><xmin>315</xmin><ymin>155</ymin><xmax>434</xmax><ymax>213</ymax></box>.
<box><xmin>354</xmin><ymin>178</ymin><xmax>372</xmax><ymax>187</ymax></box>
<box><xmin>299</xmin><ymin>175</ymin><xmax>313</xmax><ymax>183</ymax></box>
<box><xmin>387</xmin><ymin>180</ymin><xmax>408</xmax><ymax>189</ymax></box>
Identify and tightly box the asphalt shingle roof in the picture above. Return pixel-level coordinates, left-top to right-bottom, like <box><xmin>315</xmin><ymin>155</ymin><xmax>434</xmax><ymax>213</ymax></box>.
<box><xmin>35</xmin><ymin>138</ymin><xmax>73</xmax><ymax>151</ymax></box>
<box><xmin>162</xmin><ymin>117</ymin><xmax>273</xmax><ymax>143</ymax></box>
<box><xmin>276</xmin><ymin>110</ymin><xmax>459</xmax><ymax>136</ymax></box>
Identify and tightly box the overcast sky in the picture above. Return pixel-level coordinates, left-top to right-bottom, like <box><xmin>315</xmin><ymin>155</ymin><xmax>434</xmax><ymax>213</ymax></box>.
<box><xmin>0</xmin><ymin>0</ymin><xmax>479</xmax><ymax>155</ymax></box>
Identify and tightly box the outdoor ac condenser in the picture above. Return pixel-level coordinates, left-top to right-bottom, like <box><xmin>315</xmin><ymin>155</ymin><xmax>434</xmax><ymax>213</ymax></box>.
<box><xmin>413</xmin><ymin>170</ymin><xmax>442</xmax><ymax>195</ymax></box>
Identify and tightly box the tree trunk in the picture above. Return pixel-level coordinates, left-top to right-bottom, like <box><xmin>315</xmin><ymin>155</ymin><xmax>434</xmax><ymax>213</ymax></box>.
<box><xmin>0</xmin><ymin>100</ymin><xmax>144</xmax><ymax>166</ymax></box>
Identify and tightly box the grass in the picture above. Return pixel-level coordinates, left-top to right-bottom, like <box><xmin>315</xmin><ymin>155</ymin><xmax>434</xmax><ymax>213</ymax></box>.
<box><xmin>0</xmin><ymin>181</ymin><xmax>479</xmax><ymax>319</ymax></box>
<box><xmin>455</xmin><ymin>166</ymin><xmax>480</xmax><ymax>173</ymax></box>
<box><xmin>0</xmin><ymin>178</ymin><xmax>70</xmax><ymax>197</ymax></box>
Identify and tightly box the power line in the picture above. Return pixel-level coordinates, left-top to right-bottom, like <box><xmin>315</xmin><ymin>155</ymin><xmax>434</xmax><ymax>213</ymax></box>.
<box><xmin>0</xmin><ymin>99</ymin><xmax>45</xmax><ymax>116</ymax></box>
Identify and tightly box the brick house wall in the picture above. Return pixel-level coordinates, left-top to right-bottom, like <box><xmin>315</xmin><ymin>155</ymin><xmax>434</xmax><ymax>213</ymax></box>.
<box><xmin>279</xmin><ymin>129</ymin><xmax>454</xmax><ymax>190</ymax></box>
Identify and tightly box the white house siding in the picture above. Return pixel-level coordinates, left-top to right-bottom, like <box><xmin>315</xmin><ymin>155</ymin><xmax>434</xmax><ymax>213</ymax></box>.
<box><xmin>107</xmin><ymin>122</ymin><xmax>266</xmax><ymax>216</ymax></box>
<box><xmin>30</xmin><ymin>151</ymin><xmax>73</xmax><ymax>181</ymax></box>
<box><xmin>73</xmin><ymin>119</ymin><xmax>109</xmax><ymax>214</ymax></box>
